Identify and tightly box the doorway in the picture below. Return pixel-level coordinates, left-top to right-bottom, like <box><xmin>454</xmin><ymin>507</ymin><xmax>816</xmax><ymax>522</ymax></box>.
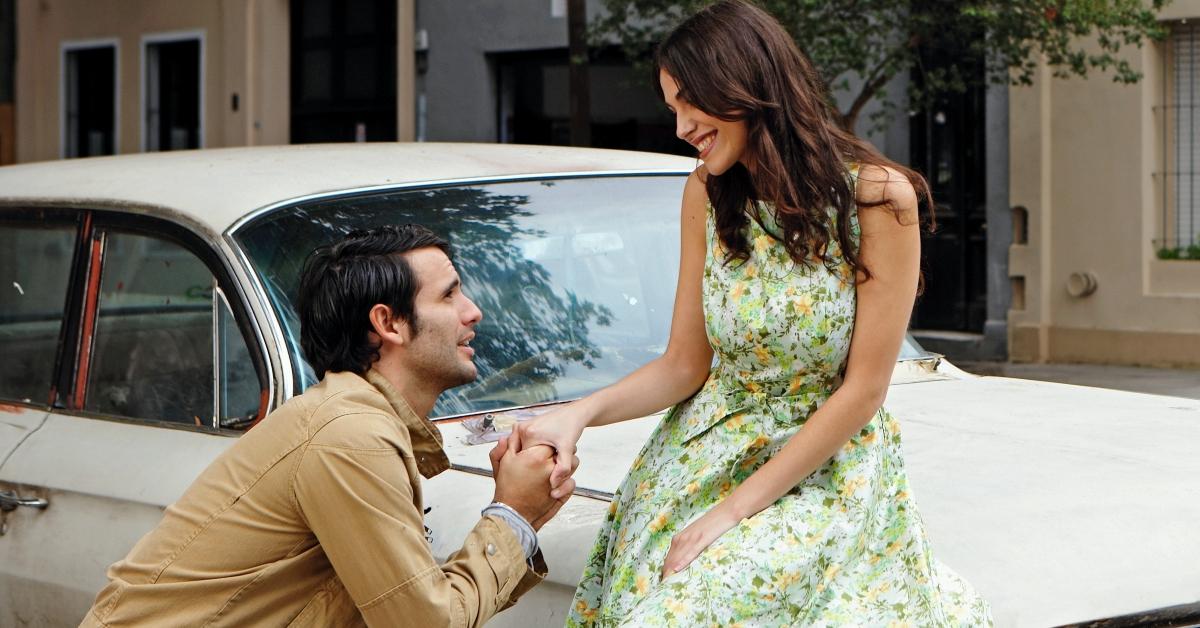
<box><xmin>909</xmin><ymin>56</ymin><xmax>988</xmax><ymax>332</ymax></box>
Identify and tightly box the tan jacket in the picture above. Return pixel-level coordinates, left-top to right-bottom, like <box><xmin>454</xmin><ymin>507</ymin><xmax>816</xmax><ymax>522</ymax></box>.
<box><xmin>82</xmin><ymin>369</ymin><xmax>545</xmax><ymax>627</ymax></box>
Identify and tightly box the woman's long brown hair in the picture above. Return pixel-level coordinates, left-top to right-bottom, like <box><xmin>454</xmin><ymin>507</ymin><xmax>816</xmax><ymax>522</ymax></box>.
<box><xmin>654</xmin><ymin>0</ymin><xmax>933</xmax><ymax>283</ymax></box>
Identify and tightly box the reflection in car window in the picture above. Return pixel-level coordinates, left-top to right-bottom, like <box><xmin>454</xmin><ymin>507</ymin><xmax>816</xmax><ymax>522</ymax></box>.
<box><xmin>85</xmin><ymin>231</ymin><xmax>259</xmax><ymax>427</ymax></box>
<box><xmin>236</xmin><ymin>175</ymin><xmax>687</xmax><ymax>416</ymax></box>
<box><xmin>0</xmin><ymin>221</ymin><xmax>77</xmax><ymax>405</ymax></box>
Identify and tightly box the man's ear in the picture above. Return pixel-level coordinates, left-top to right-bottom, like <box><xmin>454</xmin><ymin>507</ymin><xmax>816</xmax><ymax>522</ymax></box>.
<box><xmin>368</xmin><ymin>303</ymin><xmax>411</xmax><ymax>347</ymax></box>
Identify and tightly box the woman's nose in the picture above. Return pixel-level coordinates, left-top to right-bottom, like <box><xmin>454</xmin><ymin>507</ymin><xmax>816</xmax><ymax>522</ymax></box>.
<box><xmin>675</xmin><ymin>112</ymin><xmax>696</xmax><ymax>141</ymax></box>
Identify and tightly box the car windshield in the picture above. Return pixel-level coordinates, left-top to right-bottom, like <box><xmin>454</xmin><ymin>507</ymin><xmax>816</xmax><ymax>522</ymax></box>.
<box><xmin>235</xmin><ymin>174</ymin><xmax>934</xmax><ymax>418</ymax></box>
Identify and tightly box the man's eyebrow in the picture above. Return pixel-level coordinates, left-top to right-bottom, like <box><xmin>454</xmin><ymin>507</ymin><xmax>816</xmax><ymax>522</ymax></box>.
<box><xmin>442</xmin><ymin>277</ymin><xmax>461</xmax><ymax>296</ymax></box>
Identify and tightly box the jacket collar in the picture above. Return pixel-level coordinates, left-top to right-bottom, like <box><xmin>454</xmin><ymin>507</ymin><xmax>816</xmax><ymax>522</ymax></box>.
<box><xmin>364</xmin><ymin>368</ymin><xmax>451</xmax><ymax>479</ymax></box>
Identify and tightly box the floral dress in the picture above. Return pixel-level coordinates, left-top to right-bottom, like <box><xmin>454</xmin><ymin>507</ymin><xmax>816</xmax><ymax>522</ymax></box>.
<box><xmin>566</xmin><ymin>170</ymin><xmax>992</xmax><ymax>627</ymax></box>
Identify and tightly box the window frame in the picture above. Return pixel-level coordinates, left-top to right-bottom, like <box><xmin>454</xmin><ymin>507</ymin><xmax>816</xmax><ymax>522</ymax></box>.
<box><xmin>4</xmin><ymin>207</ymin><xmax>270</xmax><ymax>433</ymax></box>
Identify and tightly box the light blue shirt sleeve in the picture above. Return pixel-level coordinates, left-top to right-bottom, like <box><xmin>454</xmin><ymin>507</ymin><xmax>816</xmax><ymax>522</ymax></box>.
<box><xmin>481</xmin><ymin>502</ymin><xmax>538</xmax><ymax>560</ymax></box>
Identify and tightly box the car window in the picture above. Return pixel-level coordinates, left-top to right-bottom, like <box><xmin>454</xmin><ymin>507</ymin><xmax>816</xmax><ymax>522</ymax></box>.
<box><xmin>235</xmin><ymin>175</ymin><xmax>688</xmax><ymax>417</ymax></box>
<box><xmin>84</xmin><ymin>230</ymin><xmax>260</xmax><ymax>428</ymax></box>
<box><xmin>0</xmin><ymin>219</ymin><xmax>78</xmax><ymax>405</ymax></box>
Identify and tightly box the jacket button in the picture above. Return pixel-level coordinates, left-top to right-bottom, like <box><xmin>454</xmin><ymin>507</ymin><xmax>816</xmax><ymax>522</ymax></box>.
<box><xmin>486</xmin><ymin>543</ymin><xmax>496</xmax><ymax>556</ymax></box>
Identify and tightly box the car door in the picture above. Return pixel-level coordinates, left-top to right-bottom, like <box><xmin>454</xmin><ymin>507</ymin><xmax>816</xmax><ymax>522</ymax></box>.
<box><xmin>0</xmin><ymin>210</ymin><xmax>268</xmax><ymax>626</ymax></box>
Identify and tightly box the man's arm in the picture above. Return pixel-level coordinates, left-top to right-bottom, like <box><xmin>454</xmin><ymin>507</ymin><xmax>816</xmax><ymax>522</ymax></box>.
<box><xmin>292</xmin><ymin>418</ymin><xmax>540</xmax><ymax>628</ymax></box>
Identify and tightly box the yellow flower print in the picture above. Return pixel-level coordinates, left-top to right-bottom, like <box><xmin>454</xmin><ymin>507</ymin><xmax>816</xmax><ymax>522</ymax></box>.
<box><xmin>823</xmin><ymin>563</ymin><xmax>841</xmax><ymax>581</ymax></box>
<box><xmin>665</xmin><ymin>598</ymin><xmax>688</xmax><ymax>615</ymax></box>
<box><xmin>574</xmin><ymin>600</ymin><xmax>597</xmax><ymax>622</ymax></box>
<box><xmin>686</xmin><ymin>481</ymin><xmax>700</xmax><ymax>495</ymax></box>
<box><xmin>724</xmin><ymin>413</ymin><xmax>746</xmax><ymax>430</ymax></box>
<box><xmin>753</xmin><ymin>345</ymin><xmax>771</xmax><ymax>365</ymax></box>
<box><xmin>744</xmin><ymin>263</ymin><xmax>759</xmax><ymax>279</ymax></box>
<box><xmin>773</xmin><ymin>571</ymin><xmax>801</xmax><ymax>589</ymax></box>
<box><xmin>649</xmin><ymin>510</ymin><xmax>671</xmax><ymax>532</ymax></box>
<box><xmin>792</xmin><ymin>293</ymin><xmax>814</xmax><ymax>316</ymax></box>
<box><xmin>886</xmin><ymin>541</ymin><xmax>903</xmax><ymax>555</ymax></box>
<box><xmin>751</xmin><ymin>434</ymin><xmax>770</xmax><ymax>449</ymax></box>
<box><xmin>636</xmin><ymin>575</ymin><xmax>649</xmax><ymax>595</ymax></box>
<box><xmin>754</xmin><ymin>233</ymin><xmax>773</xmax><ymax>254</ymax></box>
<box><xmin>730</xmin><ymin>281</ymin><xmax>747</xmax><ymax>301</ymax></box>
<box><xmin>608</xmin><ymin>501</ymin><xmax>618</xmax><ymax>515</ymax></box>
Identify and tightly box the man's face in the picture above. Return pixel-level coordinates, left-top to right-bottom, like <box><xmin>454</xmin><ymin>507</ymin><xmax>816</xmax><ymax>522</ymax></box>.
<box><xmin>400</xmin><ymin>247</ymin><xmax>483</xmax><ymax>391</ymax></box>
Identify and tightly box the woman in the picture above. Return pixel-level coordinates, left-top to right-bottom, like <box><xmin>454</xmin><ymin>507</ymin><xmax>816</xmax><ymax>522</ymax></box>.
<box><xmin>514</xmin><ymin>1</ymin><xmax>992</xmax><ymax>624</ymax></box>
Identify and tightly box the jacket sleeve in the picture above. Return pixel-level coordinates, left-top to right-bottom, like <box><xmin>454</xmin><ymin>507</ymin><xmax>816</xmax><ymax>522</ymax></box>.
<box><xmin>292</xmin><ymin>436</ymin><xmax>546</xmax><ymax>627</ymax></box>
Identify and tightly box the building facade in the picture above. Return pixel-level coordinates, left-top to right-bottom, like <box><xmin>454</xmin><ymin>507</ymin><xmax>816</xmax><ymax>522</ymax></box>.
<box><xmin>15</xmin><ymin>0</ymin><xmax>416</xmax><ymax>163</ymax></box>
<box><xmin>11</xmin><ymin>0</ymin><xmax>1193</xmax><ymax>367</ymax></box>
<box><xmin>1007</xmin><ymin>0</ymin><xmax>1200</xmax><ymax>367</ymax></box>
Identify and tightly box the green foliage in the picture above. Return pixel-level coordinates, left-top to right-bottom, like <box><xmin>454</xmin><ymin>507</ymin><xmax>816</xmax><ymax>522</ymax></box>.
<box><xmin>593</xmin><ymin>0</ymin><xmax>1170</xmax><ymax>130</ymax></box>
<box><xmin>1155</xmin><ymin>245</ymin><xmax>1200</xmax><ymax>260</ymax></box>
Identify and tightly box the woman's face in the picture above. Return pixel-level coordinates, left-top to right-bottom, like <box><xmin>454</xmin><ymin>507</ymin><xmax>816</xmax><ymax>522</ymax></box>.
<box><xmin>659</xmin><ymin>69</ymin><xmax>750</xmax><ymax>175</ymax></box>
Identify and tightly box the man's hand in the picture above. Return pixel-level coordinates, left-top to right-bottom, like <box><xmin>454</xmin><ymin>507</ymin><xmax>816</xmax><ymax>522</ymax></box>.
<box><xmin>489</xmin><ymin>437</ymin><xmax>577</xmax><ymax>531</ymax></box>
<box><xmin>510</xmin><ymin>405</ymin><xmax>587</xmax><ymax>497</ymax></box>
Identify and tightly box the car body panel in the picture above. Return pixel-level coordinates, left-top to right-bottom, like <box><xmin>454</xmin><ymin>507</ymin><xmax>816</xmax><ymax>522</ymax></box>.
<box><xmin>0</xmin><ymin>412</ymin><xmax>237</xmax><ymax>627</ymax></box>
<box><xmin>0</xmin><ymin>144</ymin><xmax>696</xmax><ymax>236</ymax></box>
<box><xmin>438</xmin><ymin>368</ymin><xmax>1200</xmax><ymax>627</ymax></box>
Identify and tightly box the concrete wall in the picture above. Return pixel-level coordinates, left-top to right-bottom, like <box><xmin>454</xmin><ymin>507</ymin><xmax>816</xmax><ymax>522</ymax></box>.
<box><xmin>1007</xmin><ymin>0</ymin><xmax>1200</xmax><ymax>367</ymax></box>
<box><xmin>16</xmin><ymin>0</ymin><xmax>294</xmax><ymax>163</ymax></box>
<box><xmin>416</xmin><ymin>0</ymin><xmax>583</xmax><ymax>142</ymax></box>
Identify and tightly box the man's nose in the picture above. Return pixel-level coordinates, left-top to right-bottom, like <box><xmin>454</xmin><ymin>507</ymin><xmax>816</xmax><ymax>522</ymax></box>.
<box><xmin>462</xmin><ymin>295</ymin><xmax>483</xmax><ymax>326</ymax></box>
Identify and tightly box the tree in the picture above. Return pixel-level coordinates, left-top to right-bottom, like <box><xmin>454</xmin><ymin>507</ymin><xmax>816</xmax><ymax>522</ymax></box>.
<box><xmin>592</xmin><ymin>0</ymin><xmax>1170</xmax><ymax>131</ymax></box>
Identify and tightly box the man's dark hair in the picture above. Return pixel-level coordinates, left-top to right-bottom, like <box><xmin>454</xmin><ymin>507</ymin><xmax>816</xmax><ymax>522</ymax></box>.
<box><xmin>298</xmin><ymin>224</ymin><xmax>452</xmax><ymax>376</ymax></box>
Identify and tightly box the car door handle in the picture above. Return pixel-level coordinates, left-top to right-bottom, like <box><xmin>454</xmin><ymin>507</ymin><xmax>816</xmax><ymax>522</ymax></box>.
<box><xmin>0</xmin><ymin>490</ymin><xmax>49</xmax><ymax>512</ymax></box>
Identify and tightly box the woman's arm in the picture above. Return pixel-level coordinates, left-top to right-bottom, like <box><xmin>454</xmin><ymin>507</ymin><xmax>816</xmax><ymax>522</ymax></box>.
<box><xmin>661</xmin><ymin>164</ymin><xmax>921</xmax><ymax>576</ymax></box>
<box><xmin>514</xmin><ymin>169</ymin><xmax>716</xmax><ymax>489</ymax></box>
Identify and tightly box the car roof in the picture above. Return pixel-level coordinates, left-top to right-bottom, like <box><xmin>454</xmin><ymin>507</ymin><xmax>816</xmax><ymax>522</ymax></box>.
<box><xmin>0</xmin><ymin>143</ymin><xmax>696</xmax><ymax>236</ymax></box>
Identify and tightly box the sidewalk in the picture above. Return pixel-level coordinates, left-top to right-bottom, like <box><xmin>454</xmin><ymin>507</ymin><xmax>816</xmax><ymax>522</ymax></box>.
<box><xmin>955</xmin><ymin>361</ymin><xmax>1200</xmax><ymax>400</ymax></box>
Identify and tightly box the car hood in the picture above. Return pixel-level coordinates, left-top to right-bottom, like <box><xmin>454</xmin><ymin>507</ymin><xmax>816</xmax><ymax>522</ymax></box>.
<box><xmin>435</xmin><ymin>372</ymin><xmax>1200</xmax><ymax>627</ymax></box>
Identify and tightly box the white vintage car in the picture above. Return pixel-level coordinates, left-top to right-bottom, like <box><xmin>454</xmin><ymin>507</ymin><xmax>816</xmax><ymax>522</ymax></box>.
<box><xmin>0</xmin><ymin>145</ymin><xmax>1197</xmax><ymax>627</ymax></box>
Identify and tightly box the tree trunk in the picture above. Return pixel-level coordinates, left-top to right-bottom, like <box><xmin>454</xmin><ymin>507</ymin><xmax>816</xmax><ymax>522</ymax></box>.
<box><xmin>568</xmin><ymin>0</ymin><xmax>591</xmax><ymax>146</ymax></box>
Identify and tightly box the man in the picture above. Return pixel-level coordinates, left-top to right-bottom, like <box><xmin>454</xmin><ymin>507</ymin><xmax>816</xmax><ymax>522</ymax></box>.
<box><xmin>82</xmin><ymin>225</ymin><xmax>575</xmax><ymax>627</ymax></box>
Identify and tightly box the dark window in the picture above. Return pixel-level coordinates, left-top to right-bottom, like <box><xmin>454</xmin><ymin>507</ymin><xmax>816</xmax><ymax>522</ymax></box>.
<box><xmin>0</xmin><ymin>218</ymin><xmax>78</xmax><ymax>405</ymax></box>
<box><xmin>493</xmin><ymin>48</ymin><xmax>686</xmax><ymax>155</ymax></box>
<box><xmin>235</xmin><ymin>176</ymin><xmax>687</xmax><ymax>416</ymax></box>
<box><xmin>64</xmin><ymin>45</ymin><xmax>116</xmax><ymax>158</ymax></box>
<box><xmin>290</xmin><ymin>0</ymin><xmax>396</xmax><ymax>143</ymax></box>
<box><xmin>83</xmin><ymin>230</ymin><xmax>259</xmax><ymax>428</ymax></box>
<box><xmin>145</xmin><ymin>39</ymin><xmax>201</xmax><ymax>151</ymax></box>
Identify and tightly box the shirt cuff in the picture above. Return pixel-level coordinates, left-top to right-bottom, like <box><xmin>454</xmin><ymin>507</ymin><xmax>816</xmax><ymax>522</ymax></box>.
<box><xmin>481</xmin><ymin>502</ymin><xmax>538</xmax><ymax>560</ymax></box>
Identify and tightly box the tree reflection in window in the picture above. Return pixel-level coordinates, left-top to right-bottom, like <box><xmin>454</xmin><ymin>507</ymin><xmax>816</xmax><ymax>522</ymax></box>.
<box><xmin>237</xmin><ymin>176</ymin><xmax>686</xmax><ymax>417</ymax></box>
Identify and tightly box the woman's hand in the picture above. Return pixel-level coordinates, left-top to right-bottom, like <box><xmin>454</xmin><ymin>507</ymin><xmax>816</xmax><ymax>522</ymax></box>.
<box><xmin>661</xmin><ymin>502</ymin><xmax>743</xmax><ymax>579</ymax></box>
<box><xmin>511</xmin><ymin>404</ymin><xmax>587</xmax><ymax>498</ymax></box>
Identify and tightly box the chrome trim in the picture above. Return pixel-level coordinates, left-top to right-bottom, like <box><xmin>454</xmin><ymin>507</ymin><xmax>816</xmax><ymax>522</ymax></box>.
<box><xmin>225</xmin><ymin>169</ymin><xmax>694</xmax><ymax>236</ymax></box>
<box><xmin>220</xmin><ymin>235</ymin><xmax>289</xmax><ymax>407</ymax></box>
<box><xmin>450</xmin><ymin>463</ymin><xmax>614</xmax><ymax>501</ymax></box>
<box><xmin>211</xmin><ymin>281</ymin><xmax>221</xmax><ymax>429</ymax></box>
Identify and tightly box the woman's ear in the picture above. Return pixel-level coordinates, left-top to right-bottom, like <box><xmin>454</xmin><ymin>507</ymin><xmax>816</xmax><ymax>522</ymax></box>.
<box><xmin>368</xmin><ymin>303</ymin><xmax>410</xmax><ymax>347</ymax></box>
